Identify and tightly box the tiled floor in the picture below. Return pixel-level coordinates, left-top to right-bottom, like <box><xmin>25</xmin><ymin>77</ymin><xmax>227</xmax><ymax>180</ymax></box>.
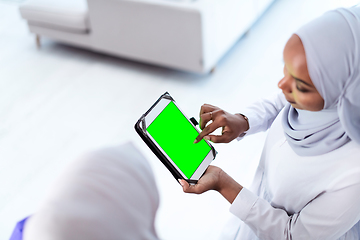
<box><xmin>0</xmin><ymin>0</ymin><xmax>358</xmax><ymax>239</ymax></box>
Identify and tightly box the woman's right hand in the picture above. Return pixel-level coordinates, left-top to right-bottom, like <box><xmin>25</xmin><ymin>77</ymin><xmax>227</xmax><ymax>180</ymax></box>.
<box><xmin>194</xmin><ymin>104</ymin><xmax>249</xmax><ymax>143</ymax></box>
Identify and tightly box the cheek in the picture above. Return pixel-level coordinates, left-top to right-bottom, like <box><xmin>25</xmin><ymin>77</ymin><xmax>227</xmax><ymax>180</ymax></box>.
<box><xmin>294</xmin><ymin>93</ymin><xmax>324</xmax><ymax>111</ymax></box>
<box><xmin>313</xmin><ymin>96</ymin><xmax>325</xmax><ymax>110</ymax></box>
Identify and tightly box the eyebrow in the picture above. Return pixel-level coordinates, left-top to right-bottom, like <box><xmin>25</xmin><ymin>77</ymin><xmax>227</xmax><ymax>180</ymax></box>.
<box><xmin>291</xmin><ymin>74</ymin><xmax>313</xmax><ymax>87</ymax></box>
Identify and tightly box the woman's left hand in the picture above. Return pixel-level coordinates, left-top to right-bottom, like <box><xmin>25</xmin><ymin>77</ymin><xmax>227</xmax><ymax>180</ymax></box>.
<box><xmin>179</xmin><ymin>165</ymin><xmax>223</xmax><ymax>194</ymax></box>
<box><xmin>179</xmin><ymin>166</ymin><xmax>243</xmax><ymax>204</ymax></box>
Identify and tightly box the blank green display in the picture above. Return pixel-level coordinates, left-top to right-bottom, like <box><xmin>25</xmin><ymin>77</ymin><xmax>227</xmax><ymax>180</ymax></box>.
<box><xmin>147</xmin><ymin>102</ymin><xmax>211</xmax><ymax>179</ymax></box>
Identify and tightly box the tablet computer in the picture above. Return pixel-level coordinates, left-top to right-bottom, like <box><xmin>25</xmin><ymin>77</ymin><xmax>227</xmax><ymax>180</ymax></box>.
<box><xmin>135</xmin><ymin>92</ymin><xmax>216</xmax><ymax>184</ymax></box>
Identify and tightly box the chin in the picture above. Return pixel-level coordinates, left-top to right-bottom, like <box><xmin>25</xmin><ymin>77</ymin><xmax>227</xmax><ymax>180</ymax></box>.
<box><xmin>291</xmin><ymin>104</ymin><xmax>304</xmax><ymax>110</ymax></box>
<box><xmin>290</xmin><ymin>102</ymin><xmax>298</xmax><ymax>108</ymax></box>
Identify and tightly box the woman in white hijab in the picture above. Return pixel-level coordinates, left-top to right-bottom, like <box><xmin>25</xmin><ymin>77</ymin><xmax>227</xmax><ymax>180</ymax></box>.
<box><xmin>181</xmin><ymin>5</ymin><xmax>360</xmax><ymax>240</ymax></box>
<box><xmin>19</xmin><ymin>142</ymin><xmax>159</xmax><ymax>240</ymax></box>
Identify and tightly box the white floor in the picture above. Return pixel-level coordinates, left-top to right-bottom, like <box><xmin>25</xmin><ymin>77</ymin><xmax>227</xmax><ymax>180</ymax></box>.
<box><xmin>0</xmin><ymin>0</ymin><xmax>358</xmax><ymax>239</ymax></box>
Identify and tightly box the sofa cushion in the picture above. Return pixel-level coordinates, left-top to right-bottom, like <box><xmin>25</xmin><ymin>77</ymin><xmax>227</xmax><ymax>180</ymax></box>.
<box><xmin>19</xmin><ymin>0</ymin><xmax>90</xmax><ymax>33</ymax></box>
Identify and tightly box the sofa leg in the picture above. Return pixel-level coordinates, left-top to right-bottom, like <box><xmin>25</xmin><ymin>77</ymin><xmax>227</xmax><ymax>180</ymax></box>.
<box><xmin>36</xmin><ymin>35</ymin><xmax>41</xmax><ymax>49</ymax></box>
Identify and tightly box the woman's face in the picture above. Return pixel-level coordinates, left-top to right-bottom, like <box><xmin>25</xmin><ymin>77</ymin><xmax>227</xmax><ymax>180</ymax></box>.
<box><xmin>278</xmin><ymin>34</ymin><xmax>324</xmax><ymax>111</ymax></box>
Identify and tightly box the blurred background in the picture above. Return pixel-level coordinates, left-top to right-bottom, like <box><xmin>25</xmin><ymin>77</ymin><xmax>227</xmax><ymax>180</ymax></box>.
<box><xmin>0</xmin><ymin>0</ymin><xmax>359</xmax><ymax>239</ymax></box>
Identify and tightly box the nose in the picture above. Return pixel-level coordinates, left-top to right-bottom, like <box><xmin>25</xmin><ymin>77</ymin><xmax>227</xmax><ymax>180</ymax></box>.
<box><xmin>278</xmin><ymin>76</ymin><xmax>292</xmax><ymax>93</ymax></box>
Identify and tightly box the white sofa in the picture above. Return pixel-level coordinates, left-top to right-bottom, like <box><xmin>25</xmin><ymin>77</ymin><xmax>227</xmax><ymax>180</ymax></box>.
<box><xmin>20</xmin><ymin>0</ymin><xmax>274</xmax><ymax>73</ymax></box>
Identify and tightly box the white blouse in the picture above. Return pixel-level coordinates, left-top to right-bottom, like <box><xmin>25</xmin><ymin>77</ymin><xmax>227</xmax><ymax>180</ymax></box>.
<box><xmin>221</xmin><ymin>93</ymin><xmax>360</xmax><ymax>240</ymax></box>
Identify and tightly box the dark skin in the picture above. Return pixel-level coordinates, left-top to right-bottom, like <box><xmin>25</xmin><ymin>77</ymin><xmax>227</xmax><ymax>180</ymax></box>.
<box><xmin>179</xmin><ymin>34</ymin><xmax>325</xmax><ymax>203</ymax></box>
<box><xmin>193</xmin><ymin>105</ymin><xmax>249</xmax><ymax>144</ymax></box>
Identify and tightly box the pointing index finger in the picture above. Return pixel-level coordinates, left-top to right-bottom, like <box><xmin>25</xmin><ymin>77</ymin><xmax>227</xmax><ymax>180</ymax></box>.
<box><xmin>194</xmin><ymin>121</ymin><xmax>221</xmax><ymax>143</ymax></box>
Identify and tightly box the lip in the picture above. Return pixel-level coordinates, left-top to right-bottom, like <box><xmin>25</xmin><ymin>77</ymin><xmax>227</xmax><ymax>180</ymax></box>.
<box><xmin>288</xmin><ymin>100</ymin><xmax>296</xmax><ymax>104</ymax></box>
<box><xmin>283</xmin><ymin>93</ymin><xmax>296</xmax><ymax>104</ymax></box>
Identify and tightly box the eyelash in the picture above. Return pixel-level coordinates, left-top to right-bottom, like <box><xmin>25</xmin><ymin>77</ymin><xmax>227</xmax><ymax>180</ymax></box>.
<box><xmin>296</xmin><ymin>84</ymin><xmax>309</xmax><ymax>93</ymax></box>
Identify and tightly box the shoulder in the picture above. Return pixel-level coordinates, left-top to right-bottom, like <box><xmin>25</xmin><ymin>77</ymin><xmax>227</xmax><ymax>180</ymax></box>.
<box><xmin>326</xmin><ymin>141</ymin><xmax>360</xmax><ymax>190</ymax></box>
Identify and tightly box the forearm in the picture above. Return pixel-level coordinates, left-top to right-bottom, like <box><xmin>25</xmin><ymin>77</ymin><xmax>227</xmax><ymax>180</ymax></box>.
<box><xmin>217</xmin><ymin>170</ymin><xmax>243</xmax><ymax>204</ymax></box>
<box><xmin>240</xmin><ymin>92</ymin><xmax>286</xmax><ymax>136</ymax></box>
<box><xmin>228</xmin><ymin>182</ymin><xmax>360</xmax><ymax>240</ymax></box>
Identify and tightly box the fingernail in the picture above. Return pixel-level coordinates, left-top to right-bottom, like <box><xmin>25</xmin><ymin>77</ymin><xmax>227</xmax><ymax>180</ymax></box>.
<box><xmin>204</xmin><ymin>136</ymin><xmax>210</xmax><ymax>140</ymax></box>
<box><xmin>178</xmin><ymin>179</ymin><xmax>184</xmax><ymax>186</ymax></box>
<box><xmin>193</xmin><ymin>140</ymin><xmax>198</xmax><ymax>144</ymax></box>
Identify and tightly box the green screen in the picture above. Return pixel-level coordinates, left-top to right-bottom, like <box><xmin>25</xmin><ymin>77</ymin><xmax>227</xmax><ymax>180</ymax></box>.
<box><xmin>147</xmin><ymin>102</ymin><xmax>211</xmax><ymax>179</ymax></box>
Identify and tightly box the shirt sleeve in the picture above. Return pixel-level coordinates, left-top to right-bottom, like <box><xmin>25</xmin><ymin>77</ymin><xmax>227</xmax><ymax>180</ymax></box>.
<box><xmin>230</xmin><ymin>180</ymin><xmax>360</xmax><ymax>240</ymax></box>
<box><xmin>238</xmin><ymin>92</ymin><xmax>287</xmax><ymax>139</ymax></box>
<box><xmin>9</xmin><ymin>216</ymin><xmax>30</xmax><ymax>240</ymax></box>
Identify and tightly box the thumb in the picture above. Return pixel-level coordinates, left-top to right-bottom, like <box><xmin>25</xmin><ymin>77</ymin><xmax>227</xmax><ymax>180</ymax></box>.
<box><xmin>178</xmin><ymin>179</ymin><xmax>189</xmax><ymax>192</ymax></box>
<box><xmin>178</xmin><ymin>179</ymin><xmax>200</xmax><ymax>193</ymax></box>
<box><xmin>205</xmin><ymin>134</ymin><xmax>231</xmax><ymax>143</ymax></box>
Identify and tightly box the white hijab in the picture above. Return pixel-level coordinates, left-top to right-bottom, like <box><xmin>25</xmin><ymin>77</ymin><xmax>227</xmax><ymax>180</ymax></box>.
<box><xmin>282</xmin><ymin>6</ymin><xmax>360</xmax><ymax>156</ymax></box>
<box><xmin>23</xmin><ymin>142</ymin><xmax>160</xmax><ymax>240</ymax></box>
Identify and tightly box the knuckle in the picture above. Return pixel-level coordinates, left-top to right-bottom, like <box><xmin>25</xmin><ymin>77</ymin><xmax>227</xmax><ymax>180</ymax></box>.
<box><xmin>218</xmin><ymin>116</ymin><xmax>226</xmax><ymax>124</ymax></box>
<box><xmin>204</xmin><ymin>103</ymin><xmax>212</xmax><ymax>108</ymax></box>
<box><xmin>201</xmin><ymin>114</ymin><xmax>209</xmax><ymax>122</ymax></box>
<box><xmin>200</xmin><ymin>106</ymin><xmax>207</xmax><ymax>115</ymax></box>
